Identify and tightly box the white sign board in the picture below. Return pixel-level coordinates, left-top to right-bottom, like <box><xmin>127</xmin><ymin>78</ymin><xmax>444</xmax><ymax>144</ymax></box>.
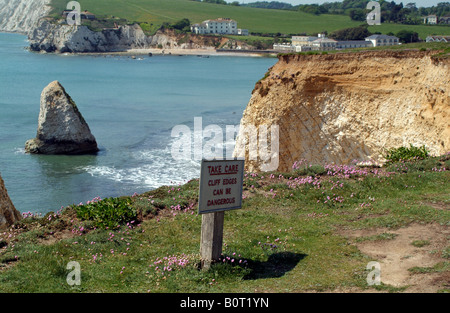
<box><xmin>198</xmin><ymin>159</ymin><xmax>245</xmax><ymax>214</ymax></box>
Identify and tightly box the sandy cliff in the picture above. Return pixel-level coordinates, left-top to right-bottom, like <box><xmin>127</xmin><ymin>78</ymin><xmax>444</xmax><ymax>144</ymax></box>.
<box><xmin>234</xmin><ymin>50</ymin><xmax>450</xmax><ymax>172</ymax></box>
<box><xmin>0</xmin><ymin>174</ymin><xmax>21</xmax><ymax>229</ymax></box>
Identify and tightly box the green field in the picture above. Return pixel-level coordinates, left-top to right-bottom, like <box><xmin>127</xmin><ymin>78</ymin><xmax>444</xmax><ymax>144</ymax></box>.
<box><xmin>368</xmin><ymin>23</ymin><xmax>450</xmax><ymax>40</ymax></box>
<box><xmin>51</xmin><ymin>0</ymin><xmax>450</xmax><ymax>38</ymax></box>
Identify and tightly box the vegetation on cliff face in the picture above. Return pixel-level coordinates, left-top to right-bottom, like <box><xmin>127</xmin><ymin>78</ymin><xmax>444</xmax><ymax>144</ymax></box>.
<box><xmin>0</xmin><ymin>152</ymin><xmax>448</xmax><ymax>292</ymax></box>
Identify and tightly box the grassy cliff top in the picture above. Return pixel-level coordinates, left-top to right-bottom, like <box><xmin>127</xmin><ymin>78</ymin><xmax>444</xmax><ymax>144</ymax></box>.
<box><xmin>1</xmin><ymin>153</ymin><xmax>449</xmax><ymax>293</ymax></box>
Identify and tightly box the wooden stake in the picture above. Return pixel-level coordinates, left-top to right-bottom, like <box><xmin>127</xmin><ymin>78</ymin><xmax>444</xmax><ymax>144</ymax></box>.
<box><xmin>200</xmin><ymin>211</ymin><xmax>225</xmax><ymax>270</ymax></box>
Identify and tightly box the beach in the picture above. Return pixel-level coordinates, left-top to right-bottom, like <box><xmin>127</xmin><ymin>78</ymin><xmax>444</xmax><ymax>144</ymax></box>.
<box><xmin>125</xmin><ymin>48</ymin><xmax>276</xmax><ymax>58</ymax></box>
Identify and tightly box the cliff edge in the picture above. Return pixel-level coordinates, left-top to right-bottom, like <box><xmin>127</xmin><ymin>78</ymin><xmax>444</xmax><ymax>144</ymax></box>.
<box><xmin>0</xmin><ymin>174</ymin><xmax>21</xmax><ymax>230</ymax></box>
<box><xmin>234</xmin><ymin>50</ymin><xmax>450</xmax><ymax>172</ymax></box>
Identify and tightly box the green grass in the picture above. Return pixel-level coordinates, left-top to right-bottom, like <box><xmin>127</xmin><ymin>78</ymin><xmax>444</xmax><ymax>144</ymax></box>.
<box><xmin>0</xmin><ymin>153</ymin><xmax>448</xmax><ymax>293</ymax></box>
<box><xmin>50</xmin><ymin>0</ymin><xmax>361</xmax><ymax>34</ymax></box>
<box><xmin>368</xmin><ymin>23</ymin><xmax>450</xmax><ymax>42</ymax></box>
<box><xmin>50</xmin><ymin>0</ymin><xmax>450</xmax><ymax>39</ymax></box>
<box><xmin>280</xmin><ymin>42</ymin><xmax>450</xmax><ymax>60</ymax></box>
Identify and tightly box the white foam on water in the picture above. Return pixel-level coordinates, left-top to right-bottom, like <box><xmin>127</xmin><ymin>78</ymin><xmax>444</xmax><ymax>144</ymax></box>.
<box><xmin>13</xmin><ymin>147</ymin><xmax>25</xmax><ymax>155</ymax></box>
<box><xmin>83</xmin><ymin>165</ymin><xmax>126</xmax><ymax>182</ymax></box>
<box><xmin>82</xmin><ymin>146</ymin><xmax>201</xmax><ymax>189</ymax></box>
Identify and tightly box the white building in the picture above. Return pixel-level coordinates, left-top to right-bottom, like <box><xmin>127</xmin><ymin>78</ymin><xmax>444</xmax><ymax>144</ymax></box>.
<box><xmin>291</xmin><ymin>34</ymin><xmax>341</xmax><ymax>51</ymax></box>
<box><xmin>272</xmin><ymin>43</ymin><xmax>295</xmax><ymax>52</ymax></box>
<box><xmin>336</xmin><ymin>40</ymin><xmax>373</xmax><ymax>49</ymax></box>
<box><xmin>365</xmin><ymin>34</ymin><xmax>399</xmax><ymax>47</ymax></box>
<box><xmin>191</xmin><ymin>18</ymin><xmax>239</xmax><ymax>35</ymax></box>
<box><xmin>311</xmin><ymin>37</ymin><xmax>338</xmax><ymax>50</ymax></box>
<box><xmin>423</xmin><ymin>15</ymin><xmax>438</xmax><ymax>24</ymax></box>
<box><xmin>237</xmin><ymin>28</ymin><xmax>249</xmax><ymax>36</ymax></box>
<box><xmin>291</xmin><ymin>35</ymin><xmax>318</xmax><ymax>47</ymax></box>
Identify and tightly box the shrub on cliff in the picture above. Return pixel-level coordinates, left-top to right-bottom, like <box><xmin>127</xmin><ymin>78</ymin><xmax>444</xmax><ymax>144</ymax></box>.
<box><xmin>384</xmin><ymin>144</ymin><xmax>430</xmax><ymax>164</ymax></box>
<box><xmin>72</xmin><ymin>197</ymin><xmax>138</xmax><ymax>229</ymax></box>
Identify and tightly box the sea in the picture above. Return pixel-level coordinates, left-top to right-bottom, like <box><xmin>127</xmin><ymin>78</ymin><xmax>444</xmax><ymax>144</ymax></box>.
<box><xmin>0</xmin><ymin>32</ymin><xmax>277</xmax><ymax>214</ymax></box>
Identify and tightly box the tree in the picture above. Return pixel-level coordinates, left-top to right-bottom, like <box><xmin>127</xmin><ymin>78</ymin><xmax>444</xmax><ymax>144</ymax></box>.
<box><xmin>329</xmin><ymin>25</ymin><xmax>372</xmax><ymax>40</ymax></box>
<box><xmin>396</xmin><ymin>30</ymin><xmax>419</xmax><ymax>43</ymax></box>
<box><xmin>171</xmin><ymin>18</ymin><xmax>191</xmax><ymax>31</ymax></box>
<box><xmin>349</xmin><ymin>8</ymin><xmax>366</xmax><ymax>21</ymax></box>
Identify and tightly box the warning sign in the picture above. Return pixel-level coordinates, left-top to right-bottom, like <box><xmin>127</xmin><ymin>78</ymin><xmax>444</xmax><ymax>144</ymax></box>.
<box><xmin>198</xmin><ymin>159</ymin><xmax>245</xmax><ymax>214</ymax></box>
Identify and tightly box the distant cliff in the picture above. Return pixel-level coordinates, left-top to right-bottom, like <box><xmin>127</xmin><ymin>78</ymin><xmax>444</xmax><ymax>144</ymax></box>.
<box><xmin>234</xmin><ymin>50</ymin><xmax>450</xmax><ymax>172</ymax></box>
<box><xmin>29</xmin><ymin>19</ymin><xmax>151</xmax><ymax>53</ymax></box>
<box><xmin>0</xmin><ymin>0</ymin><xmax>232</xmax><ymax>53</ymax></box>
<box><xmin>28</xmin><ymin>19</ymin><xmax>226</xmax><ymax>53</ymax></box>
<box><xmin>0</xmin><ymin>0</ymin><xmax>51</xmax><ymax>34</ymax></box>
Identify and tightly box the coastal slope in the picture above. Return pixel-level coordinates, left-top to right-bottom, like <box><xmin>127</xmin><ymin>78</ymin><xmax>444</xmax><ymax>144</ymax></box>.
<box><xmin>234</xmin><ymin>50</ymin><xmax>450</xmax><ymax>172</ymax></box>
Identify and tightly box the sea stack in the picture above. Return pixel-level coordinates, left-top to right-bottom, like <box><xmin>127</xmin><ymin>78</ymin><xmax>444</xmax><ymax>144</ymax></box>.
<box><xmin>0</xmin><ymin>174</ymin><xmax>21</xmax><ymax>230</ymax></box>
<box><xmin>25</xmin><ymin>81</ymin><xmax>99</xmax><ymax>155</ymax></box>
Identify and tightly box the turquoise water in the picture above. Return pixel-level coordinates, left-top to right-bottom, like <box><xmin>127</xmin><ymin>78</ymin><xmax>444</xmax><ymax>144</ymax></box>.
<box><xmin>0</xmin><ymin>32</ymin><xmax>277</xmax><ymax>214</ymax></box>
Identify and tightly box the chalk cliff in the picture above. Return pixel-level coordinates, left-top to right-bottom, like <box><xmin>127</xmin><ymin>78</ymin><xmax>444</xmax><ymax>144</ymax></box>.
<box><xmin>28</xmin><ymin>20</ymin><xmax>224</xmax><ymax>53</ymax></box>
<box><xmin>0</xmin><ymin>0</ymin><xmax>51</xmax><ymax>34</ymax></box>
<box><xmin>29</xmin><ymin>19</ymin><xmax>150</xmax><ymax>53</ymax></box>
<box><xmin>0</xmin><ymin>0</ymin><xmax>247</xmax><ymax>53</ymax></box>
<box><xmin>25</xmin><ymin>81</ymin><xmax>99</xmax><ymax>155</ymax></box>
<box><xmin>234</xmin><ymin>50</ymin><xmax>450</xmax><ymax>172</ymax></box>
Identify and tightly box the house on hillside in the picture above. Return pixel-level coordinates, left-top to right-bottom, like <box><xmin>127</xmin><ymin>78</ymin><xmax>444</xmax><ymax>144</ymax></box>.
<box><xmin>426</xmin><ymin>35</ymin><xmax>450</xmax><ymax>43</ymax></box>
<box><xmin>80</xmin><ymin>11</ymin><xmax>96</xmax><ymax>20</ymax></box>
<box><xmin>62</xmin><ymin>10</ymin><xmax>96</xmax><ymax>20</ymax></box>
<box><xmin>191</xmin><ymin>18</ymin><xmax>248</xmax><ymax>35</ymax></box>
<box><xmin>423</xmin><ymin>15</ymin><xmax>438</xmax><ymax>24</ymax></box>
<box><xmin>365</xmin><ymin>34</ymin><xmax>399</xmax><ymax>47</ymax></box>
<box><xmin>439</xmin><ymin>15</ymin><xmax>450</xmax><ymax>24</ymax></box>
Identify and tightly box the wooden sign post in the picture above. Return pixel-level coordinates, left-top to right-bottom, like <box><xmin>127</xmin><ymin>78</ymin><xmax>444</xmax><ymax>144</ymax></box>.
<box><xmin>198</xmin><ymin>159</ymin><xmax>244</xmax><ymax>270</ymax></box>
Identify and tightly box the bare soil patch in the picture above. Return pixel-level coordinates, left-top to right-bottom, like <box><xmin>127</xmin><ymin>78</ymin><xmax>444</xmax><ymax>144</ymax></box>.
<box><xmin>340</xmin><ymin>223</ymin><xmax>449</xmax><ymax>292</ymax></box>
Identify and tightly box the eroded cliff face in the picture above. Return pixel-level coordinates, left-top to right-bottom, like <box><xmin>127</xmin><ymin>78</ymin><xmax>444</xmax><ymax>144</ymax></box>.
<box><xmin>234</xmin><ymin>50</ymin><xmax>450</xmax><ymax>172</ymax></box>
<box><xmin>0</xmin><ymin>174</ymin><xmax>21</xmax><ymax>230</ymax></box>
<box><xmin>29</xmin><ymin>19</ymin><xmax>151</xmax><ymax>53</ymax></box>
<box><xmin>0</xmin><ymin>0</ymin><xmax>50</xmax><ymax>34</ymax></box>
<box><xmin>28</xmin><ymin>19</ymin><xmax>227</xmax><ymax>53</ymax></box>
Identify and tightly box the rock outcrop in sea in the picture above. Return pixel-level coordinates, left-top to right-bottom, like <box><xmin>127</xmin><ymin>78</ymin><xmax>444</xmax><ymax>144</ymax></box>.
<box><xmin>0</xmin><ymin>174</ymin><xmax>21</xmax><ymax>230</ymax></box>
<box><xmin>234</xmin><ymin>50</ymin><xmax>450</xmax><ymax>172</ymax></box>
<box><xmin>25</xmin><ymin>81</ymin><xmax>99</xmax><ymax>155</ymax></box>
